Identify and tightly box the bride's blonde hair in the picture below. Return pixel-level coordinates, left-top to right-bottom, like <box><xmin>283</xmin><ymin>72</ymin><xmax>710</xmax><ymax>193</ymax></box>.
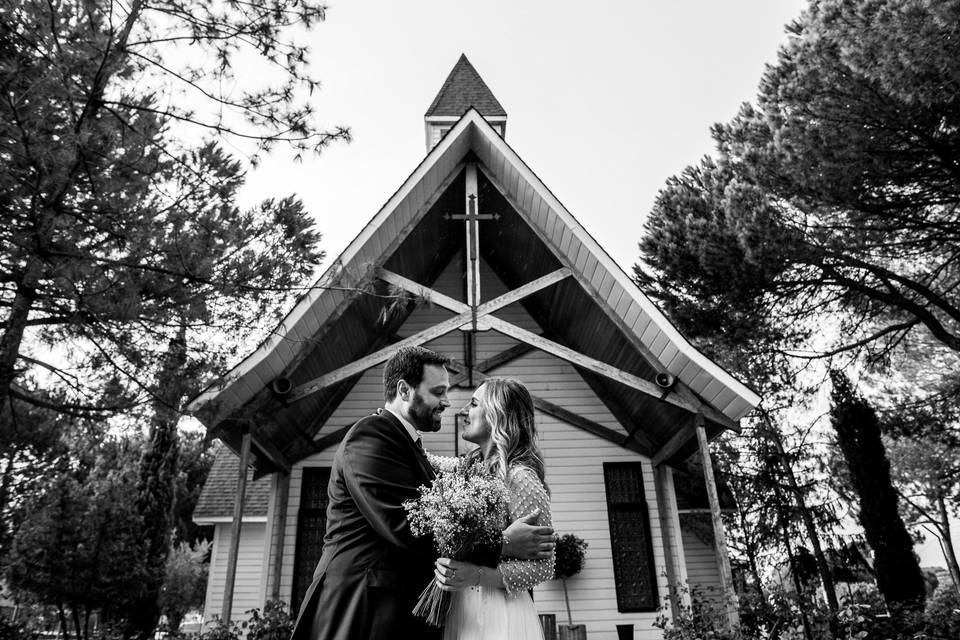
<box><xmin>471</xmin><ymin>377</ymin><xmax>548</xmax><ymax>493</ymax></box>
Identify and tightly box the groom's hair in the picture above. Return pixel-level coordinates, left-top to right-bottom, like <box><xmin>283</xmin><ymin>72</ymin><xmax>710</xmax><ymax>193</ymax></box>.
<box><xmin>383</xmin><ymin>346</ymin><xmax>449</xmax><ymax>401</ymax></box>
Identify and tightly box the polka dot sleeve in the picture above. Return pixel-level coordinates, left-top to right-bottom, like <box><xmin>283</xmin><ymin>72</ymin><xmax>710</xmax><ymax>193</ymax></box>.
<box><xmin>500</xmin><ymin>466</ymin><xmax>555</xmax><ymax>597</ymax></box>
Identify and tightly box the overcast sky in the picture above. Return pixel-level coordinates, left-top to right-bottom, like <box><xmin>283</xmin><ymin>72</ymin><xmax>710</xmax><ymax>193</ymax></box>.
<box><xmin>237</xmin><ymin>0</ymin><xmax>809</xmax><ymax>275</ymax></box>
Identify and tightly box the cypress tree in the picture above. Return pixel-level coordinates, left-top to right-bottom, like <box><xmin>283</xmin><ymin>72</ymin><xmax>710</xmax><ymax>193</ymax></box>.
<box><xmin>829</xmin><ymin>371</ymin><xmax>926</xmax><ymax>612</ymax></box>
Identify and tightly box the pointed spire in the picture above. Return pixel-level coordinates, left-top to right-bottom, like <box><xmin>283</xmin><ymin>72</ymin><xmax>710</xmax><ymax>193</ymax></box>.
<box><xmin>426</xmin><ymin>54</ymin><xmax>506</xmax><ymax>118</ymax></box>
<box><xmin>424</xmin><ymin>55</ymin><xmax>507</xmax><ymax>151</ymax></box>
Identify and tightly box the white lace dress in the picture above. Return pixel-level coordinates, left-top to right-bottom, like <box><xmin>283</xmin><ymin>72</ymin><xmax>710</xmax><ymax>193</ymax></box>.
<box><xmin>440</xmin><ymin>464</ymin><xmax>555</xmax><ymax>640</ymax></box>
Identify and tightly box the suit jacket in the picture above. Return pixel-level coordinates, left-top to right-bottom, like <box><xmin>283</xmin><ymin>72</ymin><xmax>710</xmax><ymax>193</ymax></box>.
<box><xmin>290</xmin><ymin>410</ymin><xmax>441</xmax><ymax>640</ymax></box>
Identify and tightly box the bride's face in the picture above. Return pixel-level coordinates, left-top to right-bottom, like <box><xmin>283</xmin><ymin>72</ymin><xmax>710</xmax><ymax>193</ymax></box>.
<box><xmin>459</xmin><ymin>384</ymin><xmax>492</xmax><ymax>448</ymax></box>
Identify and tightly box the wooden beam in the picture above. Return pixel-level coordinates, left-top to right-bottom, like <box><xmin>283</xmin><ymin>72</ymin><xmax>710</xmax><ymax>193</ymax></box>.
<box><xmin>483</xmin><ymin>316</ymin><xmax>699</xmax><ymax>414</ymax></box>
<box><xmin>313</xmin><ymin>425</ymin><xmax>352</xmax><ymax>452</ymax></box>
<box><xmin>448</xmin><ymin>341</ymin><xmax>535</xmax><ymax>387</ymax></box>
<box><xmin>654</xmin><ymin>465</ymin><xmax>681</xmax><ymax>619</ymax></box>
<box><xmin>573</xmin><ymin>368</ymin><xmax>659</xmax><ymax>453</ymax></box>
<box><xmin>289</xmin><ymin>270</ymin><xmax>572</xmax><ymax>403</ymax></box>
<box><xmin>652</xmin><ymin>422</ymin><xmax>697</xmax><ymax>467</ymax></box>
<box><xmin>695</xmin><ymin>413</ymin><xmax>740</xmax><ymax>629</ymax></box>
<box><xmin>672</xmin><ymin>383</ymin><xmax>741</xmax><ymax>433</ymax></box>
<box><xmin>288</xmin><ymin>309</ymin><xmax>475</xmax><ymax>402</ymax></box>
<box><xmin>250</xmin><ymin>431</ymin><xmax>292</xmax><ymax>473</ymax></box>
<box><xmin>532</xmin><ymin>396</ymin><xmax>651</xmax><ymax>457</ymax></box>
<box><xmin>303</xmin><ymin>367</ymin><xmax>652</xmax><ymax>459</ymax></box>
<box><xmin>268</xmin><ymin>471</ymin><xmax>290</xmax><ymax>601</ymax></box>
<box><xmin>222</xmin><ymin>427</ymin><xmax>251</xmax><ymax>623</ymax></box>
<box><xmin>475</xmin><ymin>268</ymin><xmax>571</xmax><ymax>316</ymax></box>
<box><xmin>478</xmin><ymin>164</ymin><xmax>744</xmax><ymax>432</ymax></box>
<box><xmin>376</xmin><ymin>268</ymin><xmax>468</xmax><ymax>313</ymax></box>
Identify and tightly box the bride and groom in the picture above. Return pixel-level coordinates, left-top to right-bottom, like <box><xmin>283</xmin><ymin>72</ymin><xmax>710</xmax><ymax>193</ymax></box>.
<box><xmin>290</xmin><ymin>346</ymin><xmax>556</xmax><ymax>640</ymax></box>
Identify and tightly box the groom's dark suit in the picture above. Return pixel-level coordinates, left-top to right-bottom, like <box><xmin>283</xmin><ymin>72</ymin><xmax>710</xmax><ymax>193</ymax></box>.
<box><xmin>292</xmin><ymin>409</ymin><xmax>490</xmax><ymax>640</ymax></box>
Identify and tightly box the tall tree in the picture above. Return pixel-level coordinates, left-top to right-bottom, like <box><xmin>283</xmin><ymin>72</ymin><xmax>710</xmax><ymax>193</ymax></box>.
<box><xmin>2</xmin><ymin>3</ymin><xmax>347</xmax><ymax>636</ymax></box>
<box><xmin>829</xmin><ymin>371</ymin><xmax>927</xmax><ymax>612</ymax></box>
<box><xmin>1</xmin><ymin>0</ymin><xmax>347</xmax><ymax>429</ymax></box>
<box><xmin>886</xmin><ymin>427</ymin><xmax>960</xmax><ymax>595</ymax></box>
<box><xmin>637</xmin><ymin>0</ymin><xmax>960</xmax><ymax>363</ymax></box>
<box><xmin>6</xmin><ymin>431</ymin><xmax>148</xmax><ymax>640</ymax></box>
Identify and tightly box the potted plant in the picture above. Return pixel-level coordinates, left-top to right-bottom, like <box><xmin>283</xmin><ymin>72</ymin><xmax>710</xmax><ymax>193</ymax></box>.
<box><xmin>554</xmin><ymin>533</ymin><xmax>588</xmax><ymax>640</ymax></box>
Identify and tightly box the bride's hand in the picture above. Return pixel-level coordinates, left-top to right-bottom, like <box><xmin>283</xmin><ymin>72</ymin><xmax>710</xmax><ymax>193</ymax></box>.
<box><xmin>435</xmin><ymin>558</ymin><xmax>481</xmax><ymax>592</ymax></box>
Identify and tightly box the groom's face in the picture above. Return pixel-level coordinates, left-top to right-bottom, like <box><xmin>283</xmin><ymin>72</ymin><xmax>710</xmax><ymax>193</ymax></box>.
<box><xmin>403</xmin><ymin>363</ymin><xmax>450</xmax><ymax>432</ymax></box>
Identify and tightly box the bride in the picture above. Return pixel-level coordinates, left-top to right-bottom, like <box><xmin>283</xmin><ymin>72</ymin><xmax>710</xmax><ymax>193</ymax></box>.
<box><xmin>432</xmin><ymin>377</ymin><xmax>555</xmax><ymax>640</ymax></box>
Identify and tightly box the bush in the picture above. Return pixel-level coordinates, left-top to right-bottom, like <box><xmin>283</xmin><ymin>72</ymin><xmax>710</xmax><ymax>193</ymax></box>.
<box><xmin>198</xmin><ymin>617</ymin><xmax>240</xmax><ymax>640</ymax></box>
<box><xmin>654</xmin><ymin>584</ymin><xmax>740</xmax><ymax>640</ymax></box>
<box><xmin>656</xmin><ymin>580</ymin><xmax>960</xmax><ymax>640</ymax></box>
<box><xmin>553</xmin><ymin>534</ymin><xmax>587</xmax><ymax>580</ymax></box>
<box><xmin>241</xmin><ymin>601</ymin><xmax>294</xmax><ymax>640</ymax></box>
<box><xmin>925</xmin><ymin>584</ymin><xmax>960</xmax><ymax>640</ymax></box>
<box><xmin>0</xmin><ymin>616</ymin><xmax>38</xmax><ymax>640</ymax></box>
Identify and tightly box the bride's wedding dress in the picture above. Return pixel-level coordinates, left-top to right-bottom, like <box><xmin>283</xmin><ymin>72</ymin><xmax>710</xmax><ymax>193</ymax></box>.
<box><xmin>443</xmin><ymin>465</ymin><xmax>554</xmax><ymax>640</ymax></box>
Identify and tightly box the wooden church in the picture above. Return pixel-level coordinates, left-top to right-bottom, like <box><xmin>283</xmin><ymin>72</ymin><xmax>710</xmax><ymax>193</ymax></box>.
<box><xmin>190</xmin><ymin>55</ymin><xmax>759</xmax><ymax>640</ymax></box>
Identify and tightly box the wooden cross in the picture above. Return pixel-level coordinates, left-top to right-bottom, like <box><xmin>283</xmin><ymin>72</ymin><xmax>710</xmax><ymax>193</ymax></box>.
<box><xmin>443</xmin><ymin>163</ymin><xmax>499</xmax><ymax>385</ymax></box>
<box><xmin>443</xmin><ymin>163</ymin><xmax>499</xmax><ymax>329</ymax></box>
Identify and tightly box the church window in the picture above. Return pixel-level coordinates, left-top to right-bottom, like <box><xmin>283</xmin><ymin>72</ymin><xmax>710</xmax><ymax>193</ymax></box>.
<box><xmin>291</xmin><ymin>467</ymin><xmax>331</xmax><ymax>611</ymax></box>
<box><xmin>603</xmin><ymin>461</ymin><xmax>659</xmax><ymax>611</ymax></box>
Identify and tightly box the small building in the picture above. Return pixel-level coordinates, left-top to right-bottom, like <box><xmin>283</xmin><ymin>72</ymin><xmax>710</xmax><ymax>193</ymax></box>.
<box><xmin>190</xmin><ymin>55</ymin><xmax>759</xmax><ymax>640</ymax></box>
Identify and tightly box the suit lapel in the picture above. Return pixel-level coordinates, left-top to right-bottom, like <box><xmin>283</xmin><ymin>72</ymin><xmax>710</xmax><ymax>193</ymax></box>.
<box><xmin>378</xmin><ymin>409</ymin><xmax>435</xmax><ymax>481</ymax></box>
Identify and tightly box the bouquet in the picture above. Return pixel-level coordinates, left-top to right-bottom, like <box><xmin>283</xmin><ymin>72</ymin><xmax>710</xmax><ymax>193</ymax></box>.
<box><xmin>402</xmin><ymin>457</ymin><xmax>508</xmax><ymax>627</ymax></box>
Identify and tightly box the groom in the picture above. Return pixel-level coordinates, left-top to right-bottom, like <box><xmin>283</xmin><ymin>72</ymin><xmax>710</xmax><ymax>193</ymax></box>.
<box><xmin>291</xmin><ymin>346</ymin><xmax>555</xmax><ymax>640</ymax></box>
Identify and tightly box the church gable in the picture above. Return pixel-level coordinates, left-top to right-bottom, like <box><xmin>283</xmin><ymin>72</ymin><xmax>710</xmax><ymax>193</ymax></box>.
<box><xmin>188</xmin><ymin>97</ymin><xmax>757</xmax><ymax>477</ymax></box>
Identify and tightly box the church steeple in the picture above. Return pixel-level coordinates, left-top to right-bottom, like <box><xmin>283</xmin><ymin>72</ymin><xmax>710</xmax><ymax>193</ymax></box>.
<box><xmin>425</xmin><ymin>54</ymin><xmax>507</xmax><ymax>151</ymax></box>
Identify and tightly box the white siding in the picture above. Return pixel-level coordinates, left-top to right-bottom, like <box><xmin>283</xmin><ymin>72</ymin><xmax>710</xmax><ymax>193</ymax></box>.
<box><xmin>680</xmin><ymin>521</ymin><xmax>723</xmax><ymax>604</ymax></box>
<box><xmin>204</xmin><ymin>522</ymin><xmax>269</xmax><ymax>625</ymax></box>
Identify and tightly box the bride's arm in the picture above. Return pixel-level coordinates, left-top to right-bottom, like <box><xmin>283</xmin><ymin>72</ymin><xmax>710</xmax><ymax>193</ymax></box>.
<box><xmin>496</xmin><ymin>468</ymin><xmax>555</xmax><ymax>595</ymax></box>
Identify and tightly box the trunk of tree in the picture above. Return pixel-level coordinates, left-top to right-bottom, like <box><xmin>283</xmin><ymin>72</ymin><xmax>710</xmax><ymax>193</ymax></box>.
<box><xmin>125</xmin><ymin>322</ymin><xmax>189</xmax><ymax>640</ymax></box>
<box><xmin>734</xmin><ymin>488</ymin><xmax>765</xmax><ymax>598</ymax></box>
<box><xmin>57</xmin><ymin>604</ymin><xmax>69</xmax><ymax>640</ymax></box>
<box><xmin>562</xmin><ymin>578</ymin><xmax>573</xmax><ymax>626</ymax></box>
<box><xmin>770</xmin><ymin>431</ymin><xmax>839</xmax><ymax>614</ymax></box>
<box><xmin>0</xmin><ymin>255</ymin><xmax>43</xmax><ymax>427</ymax></box>
<box><xmin>774</xmin><ymin>482</ymin><xmax>813</xmax><ymax>640</ymax></box>
<box><xmin>937</xmin><ymin>495</ymin><xmax>960</xmax><ymax>596</ymax></box>
<box><xmin>0</xmin><ymin>447</ymin><xmax>16</xmax><ymax>556</ymax></box>
<box><xmin>71</xmin><ymin>604</ymin><xmax>83</xmax><ymax>640</ymax></box>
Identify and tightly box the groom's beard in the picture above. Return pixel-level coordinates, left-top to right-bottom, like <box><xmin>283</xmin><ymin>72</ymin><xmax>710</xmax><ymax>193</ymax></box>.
<box><xmin>409</xmin><ymin>390</ymin><xmax>443</xmax><ymax>432</ymax></box>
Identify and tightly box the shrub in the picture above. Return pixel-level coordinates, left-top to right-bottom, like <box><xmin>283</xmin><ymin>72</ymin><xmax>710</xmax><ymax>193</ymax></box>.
<box><xmin>241</xmin><ymin>601</ymin><xmax>295</xmax><ymax>640</ymax></box>
<box><xmin>0</xmin><ymin>616</ymin><xmax>38</xmax><ymax>640</ymax></box>
<box><xmin>198</xmin><ymin>617</ymin><xmax>240</xmax><ymax>640</ymax></box>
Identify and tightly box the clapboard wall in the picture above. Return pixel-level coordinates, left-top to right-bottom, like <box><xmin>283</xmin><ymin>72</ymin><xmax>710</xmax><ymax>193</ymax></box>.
<box><xmin>205</xmin><ymin>522</ymin><xmax>269</xmax><ymax>624</ymax></box>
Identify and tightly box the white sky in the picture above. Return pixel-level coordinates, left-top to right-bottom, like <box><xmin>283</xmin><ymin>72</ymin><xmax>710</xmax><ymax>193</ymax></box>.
<box><xmin>237</xmin><ymin>0</ymin><xmax>809</xmax><ymax>274</ymax></box>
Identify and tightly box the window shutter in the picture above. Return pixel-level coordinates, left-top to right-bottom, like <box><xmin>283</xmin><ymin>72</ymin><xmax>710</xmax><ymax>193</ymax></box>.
<box><xmin>603</xmin><ymin>462</ymin><xmax>658</xmax><ymax>611</ymax></box>
<box><xmin>291</xmin><ymin>467</ymin><xmax>331</xmax><ymax>611</ymax></box>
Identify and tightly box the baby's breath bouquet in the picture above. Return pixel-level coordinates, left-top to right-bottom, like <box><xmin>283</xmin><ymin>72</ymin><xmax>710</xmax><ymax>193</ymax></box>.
<box><xmin>403</xmin><ymin>457</ymin><xmax>508</xmax><ymax>627</ymax></box>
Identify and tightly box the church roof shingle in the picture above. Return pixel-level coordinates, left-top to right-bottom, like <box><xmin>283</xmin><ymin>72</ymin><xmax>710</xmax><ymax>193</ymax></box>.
<box><xmin>425</xmin><ymin>54</ymin><xmax>506</xmax><ymax>118</ymax></box>
<box><xmin>193</xmin><ymin>444</ymin><xmax>271</xmax><ymax>520</ymax></box>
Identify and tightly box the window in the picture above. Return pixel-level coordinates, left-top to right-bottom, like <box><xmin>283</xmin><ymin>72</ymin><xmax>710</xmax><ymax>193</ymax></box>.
<box><xmin>291</xmin><ymin>467</ymin><xmax>331</xmax><ymax>611</ymax></box>
<box><xmin>603</xmin><ymin>462</ymin><xmax>658</xmax><ymax>611</ymax></box>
